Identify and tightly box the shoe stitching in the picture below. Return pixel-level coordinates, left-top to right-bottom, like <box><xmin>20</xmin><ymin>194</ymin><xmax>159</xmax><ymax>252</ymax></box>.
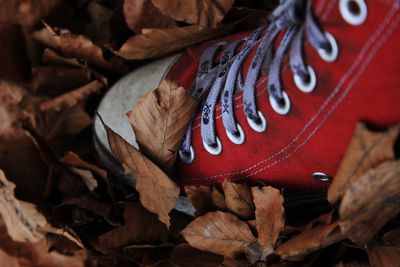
<box><xmin>246</xmin><ymin>9</ymin><xmax>400</xmax><ymax>179</ymax></box>
<box><xmin>191</xmin><ymin>0</ymin><xmax>399</xmax><ymax>182</ymax></box>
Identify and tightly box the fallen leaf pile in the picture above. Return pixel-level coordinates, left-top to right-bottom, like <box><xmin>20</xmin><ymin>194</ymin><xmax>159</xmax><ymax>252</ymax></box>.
<box><xmin>0</xmin><ymin>0</ymin><xmax>399</xmax><ymax>266</ymax></box>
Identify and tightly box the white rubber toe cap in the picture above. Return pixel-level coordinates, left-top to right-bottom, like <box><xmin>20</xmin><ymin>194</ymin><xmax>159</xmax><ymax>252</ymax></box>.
<box><xmin>94</xmin><ymin>53</ymin><xmax>182</xmax><ymax>152</ymax></box>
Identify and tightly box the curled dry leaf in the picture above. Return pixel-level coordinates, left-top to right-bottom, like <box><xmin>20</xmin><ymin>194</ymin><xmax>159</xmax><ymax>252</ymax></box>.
<box><xmin>151</xmin><ymin>0</ymin><xmax>234</xmax><ymax>28</ymax></box>
<box><xmin>98</xmin><ymin>203</ymin><xmax>168</xmax><ymax>251</ymax></box>
<box><xmin>366</xmin><ymin>228</ymin><xmax>400</xmax><ymax>267</ymax></box>
<box><xmin>33</xmin><ymin>24</ymin><xmax>129</xmax><ymax>75</ymax></box>
<box><xmin>223</xmin><ymin>181</ymin><xmax>254</xmax><ymax>219</ymax></box>
<box><xmin>251</xmin><ymin>186</ymin><xmax>284</xmax><ymax>250</ymax></box>
<box><xmin>61</xmin><ymin>151</ymin><xmax>116</xmax><ymax>201</ymax></box>
<box><xmin>39</xmin><ymin>80</ymin><xmax>104</xmax><ymax>112</ymax></box>
<box><xmin>117</xmin><ymin>23</ymin><xmax>234</xmax><ymax>60</ymax></box>
<box><xmin>328</xmin><ymin>123</ymin><xmax>399</xmax><ymax>204</ymax></box>
<box><xmin>103</xmin><ymin>121</ymin><xmax>180</xmax><ymax>228</ymax></box>
<box><xmin>123</xmin><ymin>0</ymin><xmax>176</xmax><ymax>33</ymax></box>
<box><xmin>181</xmin><ymin>211</ymin><xmax>256</xmax><ymax>258</ymax></box>
<box><xmin>275</xmin><ymin>223</ymin><xmax>344</xmax><ymax>260</ymax></box>
<box><xmin>0</xmin><ymin>170</ymin><xmax>46</xmax><ymax>242</ymax></box>
<box><xmin>184</xmin><ymin>185</ymin><xmax>213</xmax><ymax>215</ymax></box>
<box><xmin>30</xmin><ymin>66</ymin><xmax>92</xmax><ymax>94</ymax></box>
<box><xmin>170</xmin><ymin>244</ymin><xmax>224</xmax><ymax>267</ymax></box>
<box><xmin>128</xmin><ymin>79</ymin><xmax>197</xmax><ymax>173</ymax></box>
<box><xmin>339</xmin><ymin>160</ymin><xmax>400</xmax><ymax>245</ymax></box>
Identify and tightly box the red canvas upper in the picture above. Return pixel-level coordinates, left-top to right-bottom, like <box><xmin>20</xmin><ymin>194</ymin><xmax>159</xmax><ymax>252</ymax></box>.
<box><xmin>166</xmin><ymin>0</ymin><xmax>400</xmax><ymax>189</ymax></box>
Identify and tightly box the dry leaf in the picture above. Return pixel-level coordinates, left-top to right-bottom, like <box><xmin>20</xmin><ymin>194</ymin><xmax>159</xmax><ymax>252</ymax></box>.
<box><xmin>184</xmin><ymin>185</ymin><xmax>213</xmax><ymax>215</ymax></box>
<box><xmin>0</xmin><ymin>0</ymin><xmax>61</xmax><ymax>30</ymax></box>
<box><xmin>30</xmin><ymin>66</ymin><xmax>92</xmax><ymax>94</ymax></box>
<box><xmin>98</xmin><ymin>203</ymin><xmax>169</xmax><ymax>251</ymax></box>
<box><xmin>336</xmin><ymin>262</ymin><xmax>370</xmax><ymax>267</ymax></box>
<box><xmin>328</xmin><ymin>123</ymin><xmax>399</xmax><ymax>204</ymax></box>
<box><xmin>339</xmin><ymin>160</ymin><xmax>400</xmax><ymax>245</ymax></box>
<box><xmin>151</xmin><ymin>0</ymin><xmax>234</xmax><ymax>28</ymax></box>
<box><xmin>275</xmin><ymin>223</ymin><xmax>344</xmax><ymax>260</ymax></box>
<box><xmin>33</xmin><ymin>24</ymin><xmax>129</xmax><ymax>75</ymax></box>
<box><xmin>123</xmin><ymin>0</ymin><xmax>176</xmax><ymax>33</ymax></box>
<box><xmin>367</xmin><ymin>228</ymin><xmax>400</xmax><ymax>267</ymax></box>
<box><xmin>118</xmin><ymin>23</ymin><xmax>234</xmax><ymax>60</ymax></box>
<box><xmin>0</xmin><ymin>170</ymin><xmax>46</xmax><ymax>243</ymax></box>
<box><xmin>0</xmin><ymin>24</ymin><xmax>30</xmax><ymax>83</ymax></box>
<box><xmin>212</xmin><ymin>186</ymin><xmax>228</xmax><ymax>210</ymax></box>
<box><xmin>0</xmin><ymin>248</ymin><xmax>19</xmax><ymax>267</ymax></box>
<box><xmin>367</xmin><ymin>246</ymin><xmax>399</xmax><ymax>266</ymax></box>
<box><xmin>251</xmin><ymin>186</ymin><xmax>284</xmax><ymax>250</ymax></box>
<box><xmin>181</xmin><ymin>211</ymin><xmax>256</xmax><ymax>258</ymax></box>
<box><xmin>245</xmin><ymin>241</ymin><xmax>273</xmax><ymax>264</ymax></box>
<box><xmin>38</xmin><ymin>80</ymin><xmax>104</xmax><ymax>112</ymax></box>
<box><xmin>170</xmin><ymin>244</ymin><xmax>224</xmax><ymax>267</ymax></box>
<box><xmin>128</xmin><ymin>79</ymin><xmax>197</xmax><ymax>173</ymax></box>
<box><xmin>223</xmin><ymin>181</ymin><xmax>254</xmax><ymax>219</ymax></box>
<box><xmin>102</xmin><ymin>120</ymin><xmax>180</xmax><ymax>228</ymax></box>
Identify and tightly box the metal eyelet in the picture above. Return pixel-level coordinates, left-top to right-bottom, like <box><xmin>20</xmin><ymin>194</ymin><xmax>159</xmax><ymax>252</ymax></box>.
<box><xmin>318</xmin><ymin>32</ymin><xmax>339</xmax><ymax>63</ymax></box>
<box><xmin>203</xmin><ymin>137</ymin><xmax>222</xmax><ymax>155</ymax></box>
<box><xmin>247</xmin><ymin>110</ymin><xmax>267</xmax><ymax>133</ymax></box>
<box><xmin>226</xmin><ymin>123</ymin><xmax>245</xmax><ymax>145</ymax></box>
<box><xmin>294</xmin><ymin>65</ymin><xmax>317</xmax><ymax>93</ymax></box>
<box><xmin>313</xmin><ymin>172</ymin><xmax>332</xmax><ymax>182</ymax></box>
<box><xmin>269</xmin><ymin>91</ymin><xmax>291</xmax><ymax>115</ymax></box>
<box><xmin>179</xmin><ymin>146</ymin><xmax>195</xmax><ymax>164</ymax></box>
<box><xmin>339</xmin><ymin>0</ymin><xmax>367</xmax><ymax>26</ymax></box>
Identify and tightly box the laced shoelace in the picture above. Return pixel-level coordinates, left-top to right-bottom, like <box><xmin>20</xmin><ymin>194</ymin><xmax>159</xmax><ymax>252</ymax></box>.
<box><xmin>179</xmin><ymin>0</ymin><xmax>339</xmax><ymax>163</ymax></box>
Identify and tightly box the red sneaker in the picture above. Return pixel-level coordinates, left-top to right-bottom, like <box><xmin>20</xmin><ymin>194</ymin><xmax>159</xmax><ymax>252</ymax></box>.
<box><xmin>94</xmin><ymin>0</ymin><xmax>400</xmax><ymax>190</ymax></box>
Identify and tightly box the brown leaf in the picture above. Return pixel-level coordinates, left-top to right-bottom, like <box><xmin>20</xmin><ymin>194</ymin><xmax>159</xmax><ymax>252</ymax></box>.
<box><xmin>128</xmin><ymin>79</ymin><xmax>197</xmax><ymax>173</ymax></box>
<box><xmin>182</xmin><ymin>211</ymin><xmax>256</xmax><ymax>258</ymax></box>
<box><xmin>366</xmin><ymin>227</ymin><xmax>400</xmax><ymax>267</ymax></box>
<box><xmin>170</xmin><ymin>244</ymin><xmax>224</xmax><ymax>267</ymax></box>
<box><xmin>328</xmin><ymin>123</ymin><xmax>399</xmax><ymax>204</ymax></box>
<box><xmin>0</xmin><ymin>170</ymin><xmax>46</xmax><ymax>243</ymax></box>
<box><xmin>275</xmin><ymin>223</ymin><xmax>344</xmax><ymax>260</ymax></box>
<box><xmin>336</xmin><ymin>262</ymin><xmax>370</xmax><ymax>267</ymax></box>
<box><xmin>123</xmin><ymin>0</ymin><xmax>176</xmax><ymax>33</ymax></box>
<box><xmin>222</xmin><ymin>257</ymin><xmax>251</xmax><ymax>267</ymax></box>
<box><xmin>367</xmin><ymin>234</ymin><xmax>400</xmax><ymax>267</ymax></box>
<box><xmin>245</xmin><ymin>241</ymin><xmax>273</xmax><ymax>264</ymax></box>
<box><xmin>30</xmin><ymin>66</ymin><xmax>92</xmax><ymax>95</ymax></box>
<box><xmin>251</xmin><ymin>186</ymin><xmax>284</xmax><ymax>249</ymax></box>
<box><xmin>0</xmin><ymin>81</ymin><xmax>25</xmax><ymax>135</ymax></box>
<box><xmin>54</xmin><ymin>195</ymin><xmax>117</xmax><ymax>226</ymax></box>
<box><xmin>184</xmin><ymin>185</ymin><xmax>213</xmax><ymax>215</ymax></box>
<box><xmin>212</xmin><ymin>186</ymin><xmax>228</xmax><ymax>210</ymax></box>
<box><xmin>0</xmin><ymin>248</ymin><xmax>19</xmax><ymax>267</ymax></box>
<box><xmin>33</xmin><ymin>24</ymin><xmax>129</xmax><ymax>75</ymax></box>
<box><xmin>98</xmin><ymin>203</ymin><xmax>169</xmax><ymax>251</ymax></box>
<box><xmin>117</xmin><ymin>23</ymin><xmax>233</xmax><ymax>60</ymax></box>
<box><xmin>0</xmin><ymin>0</ymin><xmax>61</xmax><ymax>30</ymax></box>
<box><xmin>223</xmin><ymin>181</ymin><xmax>254</xmax><ymax>219</ymax></box>
<box><xmin>339</xmin><ymin>160</ymin><xmax>400</xmax><ymax>245</ymax></box>
<box><xmin>151</xmin><ymin>0</ymin><xmax>234</xmax><ymax>28</ymax></box>
<box><xmin>0</xmin><ymin>24</ymin><xmax>30</xmax><ymax>83</ymax></box>
<box><xmin>38</xmin><ymin>80</ymin><xmax>104</xmax><ymax>112</ymax></box>
<box><xmin>102</xmin><ymin>120</ymin><xmax>180</xmax><ymax>228</ymax></box>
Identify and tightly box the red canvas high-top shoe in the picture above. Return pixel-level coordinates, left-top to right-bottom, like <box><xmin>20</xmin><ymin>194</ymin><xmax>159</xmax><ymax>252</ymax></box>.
<box><xmin>94</xmin><ymin>0</ymin><xmax>400</xmax><ymax>190</ymax></box>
